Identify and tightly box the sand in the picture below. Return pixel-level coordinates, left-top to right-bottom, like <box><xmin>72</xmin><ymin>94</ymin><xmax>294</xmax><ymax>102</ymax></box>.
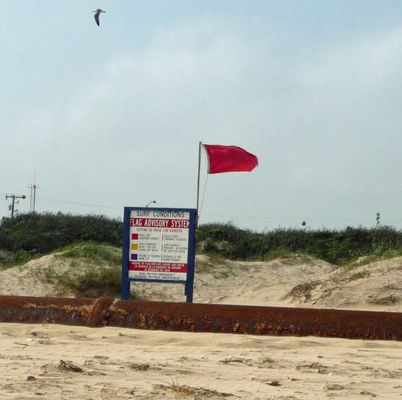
<box><xmin>1</xmin><ymin>323</ymin><xmax>402</xmax><ymax>399</ymax></box>
<box><xmin>1</xmin><ymin>254</ymin><xmax>402</xmax><ymax>399</ymax></box>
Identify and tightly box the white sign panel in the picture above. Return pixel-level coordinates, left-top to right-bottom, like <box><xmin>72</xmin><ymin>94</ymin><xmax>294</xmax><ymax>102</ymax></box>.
<box><xmin>128</xmin><ymin>209</ymin><xmax>190</xmax><ymax>281</ymax></box>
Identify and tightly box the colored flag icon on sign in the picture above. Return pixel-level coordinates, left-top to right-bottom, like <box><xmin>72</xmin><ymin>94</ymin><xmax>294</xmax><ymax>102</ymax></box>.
<box><xmin>203</xmin><ymin>144</ymin><xmax>258</xmax><ymax>174</ymax></box>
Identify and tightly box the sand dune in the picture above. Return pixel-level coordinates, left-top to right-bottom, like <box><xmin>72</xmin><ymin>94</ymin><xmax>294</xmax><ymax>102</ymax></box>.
<box><xmin>127</xmin><ymin>255</ymin><xmax>402</xmax><ymax>312</ymax></box>
<box><xmin>2</xmin><ymin>253</ymin><xmax>402</xmax><ymax>312</ymax></box>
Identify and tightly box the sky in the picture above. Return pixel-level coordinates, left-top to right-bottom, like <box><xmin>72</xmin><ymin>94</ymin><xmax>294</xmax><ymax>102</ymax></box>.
<box><xmin>2</xmin><ymin>1</ymin><xmax>402</xmax><ymax>232</ymax></box>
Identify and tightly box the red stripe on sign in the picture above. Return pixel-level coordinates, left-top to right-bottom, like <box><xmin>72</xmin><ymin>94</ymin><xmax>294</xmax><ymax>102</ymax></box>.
<box><xmin>129</xmin><ymin>262</ymin><xmax>187</xmax><ymax>273</ymax></box>
<box><xmin>130</xmin><ymin>219</ymin><xmax>189</xmax><ymax>228</ymax></box>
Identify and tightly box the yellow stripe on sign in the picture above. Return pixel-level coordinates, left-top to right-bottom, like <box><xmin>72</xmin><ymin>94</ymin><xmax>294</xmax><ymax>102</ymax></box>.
<box><xmin>131</xmin><ymin>243</ymin><xmax>139</xmax><ymax>251</ymax></box>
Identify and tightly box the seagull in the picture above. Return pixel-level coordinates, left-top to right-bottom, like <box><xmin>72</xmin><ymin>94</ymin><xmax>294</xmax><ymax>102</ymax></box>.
<box><xmin>93</xmin><ymin>9</ymin><xmax>106</xmax><ymax>26</ymax></box>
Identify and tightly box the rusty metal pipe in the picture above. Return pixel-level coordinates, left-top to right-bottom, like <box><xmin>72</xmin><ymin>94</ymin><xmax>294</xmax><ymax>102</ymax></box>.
<box><xmin>0</xmin><ymin>296</ymin><xmax>113</xmax><ymax>327</ymax></box>
<box><xmin>109</xmin><ymin>300</ymin><xmax>402</xmax><ymax>341</ymax></box>
<box><xmin>1</xmin><ymin>296</ymin><xmax>402</xmax><ymax>341</ymax></box>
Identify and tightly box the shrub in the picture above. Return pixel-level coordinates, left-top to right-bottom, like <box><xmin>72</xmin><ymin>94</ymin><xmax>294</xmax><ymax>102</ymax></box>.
<box><xmin>197</xmin><ymin>223</ymin><xmax>402</xmax><ymax>264</ymax></box>
<box><xmin>0</xmin><ymin>212</ymin><xmax>123</xmax><ymax>255</ymax></box>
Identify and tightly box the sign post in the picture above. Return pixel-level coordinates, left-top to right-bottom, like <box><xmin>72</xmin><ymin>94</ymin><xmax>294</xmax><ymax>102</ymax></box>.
<box><xmin>121</xmin><ymin>207</ymin><xmax>197</xmax><ymax>302</ymax></box>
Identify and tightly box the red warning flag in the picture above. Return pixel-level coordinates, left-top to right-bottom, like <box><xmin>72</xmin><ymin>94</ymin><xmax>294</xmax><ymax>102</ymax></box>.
<box><xmin>203</xmin><ymin>144</ymin><xmax>258</xmax><ymax>174</ymax></box>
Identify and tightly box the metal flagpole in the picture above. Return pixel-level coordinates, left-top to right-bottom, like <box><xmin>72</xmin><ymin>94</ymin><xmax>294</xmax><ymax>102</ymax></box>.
<box><xmin>196</xmin><ymin>142</ymin><xmax>202</xmax><ymax>227</ymax></box>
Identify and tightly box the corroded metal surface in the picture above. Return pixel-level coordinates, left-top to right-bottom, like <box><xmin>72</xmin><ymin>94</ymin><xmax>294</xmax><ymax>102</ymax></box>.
<box><xmin>0</xmin><ymin>296</ymin><xmax>106</xmax><ymax>327</ymax></box>
<box><xmin>86</xmin><ymin>297</ymin><xmax>114</xmax><ymax>327</ymax></box>
<box><xmin>1</xmin><ymin>295</ymin><xmax>402</xmax><ymax>341</ymax></box>
<box><xmin>109</xmin><ymin>300</ymin><xmax>402</xmax><ymax>341</ymax></box>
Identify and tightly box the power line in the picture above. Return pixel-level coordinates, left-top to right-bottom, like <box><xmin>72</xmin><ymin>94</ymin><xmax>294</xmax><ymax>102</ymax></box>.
<box><xmin>6</xmin><ymin>195</ymin><xmax>398</xmax><ymax>227</ymax></box>
<box><xmin>37</xmin><ymin>197</ymin><xmax>122</xmax><ymax>210</ymax></box>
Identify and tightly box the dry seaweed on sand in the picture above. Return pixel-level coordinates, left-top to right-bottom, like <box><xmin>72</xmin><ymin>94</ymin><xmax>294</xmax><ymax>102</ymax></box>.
<box><xmin>154</xmin><ymin>383</ymin><xmax>233</xmax><ymax>397</ymax></box>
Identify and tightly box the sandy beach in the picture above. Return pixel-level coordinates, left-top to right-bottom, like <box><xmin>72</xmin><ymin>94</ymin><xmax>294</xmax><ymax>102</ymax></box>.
<box><xmin>1</xmin><ymin>323</ymin><xmax>402</xmax><ymax>399</ymax></box>
<box><xmin>1</xmin><ymin>254</ymin><xmax>402</xmax><ymax>399</ymax></box>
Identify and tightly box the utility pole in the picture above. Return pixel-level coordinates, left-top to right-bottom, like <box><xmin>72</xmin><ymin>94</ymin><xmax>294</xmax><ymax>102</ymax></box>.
<box><xmin>5</xmin><ymin>194</ymin><xmax>26</xmax><ymax>219</ymax></box>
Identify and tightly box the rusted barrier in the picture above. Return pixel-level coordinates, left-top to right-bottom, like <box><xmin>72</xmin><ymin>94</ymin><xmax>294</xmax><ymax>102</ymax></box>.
<box><xmin>109</xmin><ymin>300</ymin><xmax>402</xmax><ymax>340</ymax></box>
<box><xmin>1</xmin><ymin>295</ymin><xmax>402</xmax><ymax>341</ymax></box>
<box><xmin>0</xmin><ymin>296</ymin><xmax>113</xmax><ymax>327</ymax></box>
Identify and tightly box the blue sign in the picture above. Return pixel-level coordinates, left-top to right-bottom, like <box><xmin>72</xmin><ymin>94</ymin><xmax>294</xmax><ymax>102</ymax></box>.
<box><xmin>121</xmin><ymin>207</ymin><xmax>197</xmax><ymax>303</ymax></box>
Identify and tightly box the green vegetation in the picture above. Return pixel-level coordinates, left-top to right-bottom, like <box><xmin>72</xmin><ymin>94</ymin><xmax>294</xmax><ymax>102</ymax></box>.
<box><xmin>196</xmin><ymin>222</ymin><xmax>402</xmax><ymax>265</ymax></box>
<box><xmin>57</xmin><ymin>241</ymin><xmax>122</xmax><ymax>264</ymax></box>
<box><xmin>52</xmin><ymin>242</ymin><xmax>126</xmax><ymax>298</ymax></box>
<box><xmin>2</xmin><ymin>213</ymin><xmax>402</xmax><ymax>266</ymax></box>
<box><xmin>31</xmin><ymin>242</ymin><xmax>133</xmax><ymax>299</ymax></box>
<box><xmin>0</xmin><ymin>212</ymin><xmax>123</xmax><ymax>266</ymax></box>
<box><xmin>42</xmin><ymin>261</ymin><xmax>123</xmax><ymax>298</ymax></box>
<box><xmin>0</xmin><ymin>214</ymin><xmax>125</xmax><ymax>297</ymax></box>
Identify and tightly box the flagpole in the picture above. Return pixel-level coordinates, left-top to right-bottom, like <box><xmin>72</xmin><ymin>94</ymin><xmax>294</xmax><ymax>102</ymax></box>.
<box><xmin>196</xmin><ymin>141</ymin><xmax>202</xmax><ymax>218</ymax></box>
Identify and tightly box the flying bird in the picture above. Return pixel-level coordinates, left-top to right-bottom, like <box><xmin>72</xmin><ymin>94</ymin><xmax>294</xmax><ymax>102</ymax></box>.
<box><xmin>93</xmin><ymin>9</ymin><xmax>106</xmax><ymax>26</ymax></box>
